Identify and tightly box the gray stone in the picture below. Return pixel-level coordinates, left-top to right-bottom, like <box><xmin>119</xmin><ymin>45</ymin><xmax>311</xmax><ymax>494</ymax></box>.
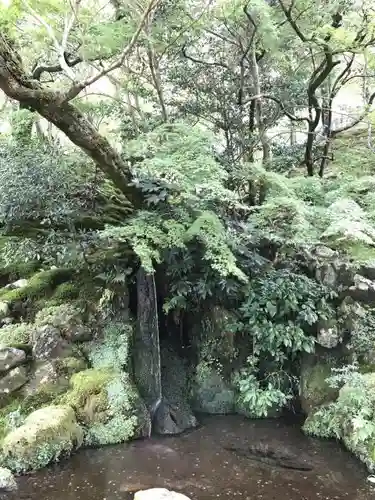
<box><xmin>299</xmin><ymin>350</ymin><xmax>344</xmax><ymax>415</ymax></box>
<box><xmin>0</xmin><ymin>347</ymin><xmax>26</xmax><ymax>372</ymax></box>
<box><xmin>360</xmin><ymin>260</ymin><xmax>375</xmax><ymax>281</ymax></box>
<box><xmin>314</xmin><ymin>245</ymin><xmax>336</xmax><ymax>259</ymax></box>
<box><xmin>65</xmin><ymin>324</ymin><xmax>93</xmax><ymax>343</ymax></box>
<box><xmin>134</xmin><ymin>489</ymin><xmax>191</xmax><ymax>500</ymax></box>
<box><xmin>316</xmin><ymin>320</ymin><xmax>341</xmax><ymax>349</ymax></box>
<box><xmin>155</xmin><ymin>346</ymin><xmax>198</xmax><ymax>435</ymax></box>
<box><xmin>32</xmin><ymin>325</ymin><xmax>74</xmax><ymax>360</ymax></box>
<box><xmin>347</xmin><ymin>274</ymin><xmax>375</xmax><ymax>304</ymax></box>
<box><xmin>0</xmin><ymin>467</ymin><xmax>17</xmax><ymax>491</ymax></box>
<box><xmin>0</xmin><ymin>302</ymin><xmax>9</xmax><ymax>321</ymax></box>
<box><xmin>0</xmin><ymin>366</ymin><xmax>28</xmax><ymax>394</ymax></box>
<box><xmin>1</xmin><ymin>317</ymin><xmax>14</xmax><ymax>326</ymax></box>
<box><xmin>5</xmin><ymin>279</ymin><xmax>28</xmax><ymax>290</ymax></box>
<box><xmin>191</xmin><ymin>364</ymin><xmax>235</xmax><ymax>415</ymax></box>
<box><xmin>22</xmin><ymin>361</ymin><xmax>59</xmax><ymax>397</ymax></box>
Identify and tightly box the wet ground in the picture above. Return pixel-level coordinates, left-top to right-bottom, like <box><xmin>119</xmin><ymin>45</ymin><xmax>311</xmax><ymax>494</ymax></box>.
<box><xmin>10</xmin><ymin>415</ymin><xmax>375</xmax><ymax>500</ymax></box>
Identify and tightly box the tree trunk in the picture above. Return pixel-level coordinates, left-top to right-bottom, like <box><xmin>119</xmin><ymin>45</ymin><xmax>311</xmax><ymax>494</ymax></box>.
<box><xmin>249</xmin><ymin>46</ymin><xmax>270</xmax><ymax>164</ymax></box>
<box><xmin>0</xmin><ymin>35</ymin><xmax>141</xmax><ymax>208</ymax></box>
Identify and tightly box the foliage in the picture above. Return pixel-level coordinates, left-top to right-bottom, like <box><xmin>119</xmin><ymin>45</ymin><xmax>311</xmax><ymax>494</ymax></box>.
<box><xmin>303</xmin><ymin>366</ymin><xmax>375</xmax><ymax>470</ymax></box>
<box><xmin>0</xmin><ymin>405</ymin><xmax>83</xmax><ymax>474</ymax></box>
<box><xmin>1</xmin><ymin>0</ymin><xmax>375</xmax><ymax>444</ymax></box>
<box><xmin>234</xmin><ymin>269</ymin><xmax>334</xmax><ymax>417</ymax></box>
<box><xmin>89</xmin><ymin>322</ymin><xmax>132</xmax><ymax>370</ymax></box>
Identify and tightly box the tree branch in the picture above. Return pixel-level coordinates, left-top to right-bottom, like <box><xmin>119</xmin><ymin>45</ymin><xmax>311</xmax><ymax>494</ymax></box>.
<box><xmin>0</xmin><ymin>34</ymin><xmax>142</xmax><ymax>208</ymax></box>
<box><xmin>22</xmin><ymin>0</ymin><xmax>78</xmax><ymax>81</ymax></box>
<box><xmin>243</xmin><ymin>94</ymin><xmax>310</xmax><ymax>123</ymax></box>
<box><xmin>332</xmin><ymin>90</ymin><xmax>375</xmax><ymax>137</ymax></box>
<box><xmin>64</xmin><ymin>0</ymin><xmax>162</xmax><ymax>101</ymax></box>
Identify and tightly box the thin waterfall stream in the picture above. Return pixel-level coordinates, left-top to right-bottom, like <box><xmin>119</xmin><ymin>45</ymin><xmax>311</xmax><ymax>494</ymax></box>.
<box><xmin>133</xmin><ymin>268</ymin><xmax>162</xmax><ymax>433</ymax></box>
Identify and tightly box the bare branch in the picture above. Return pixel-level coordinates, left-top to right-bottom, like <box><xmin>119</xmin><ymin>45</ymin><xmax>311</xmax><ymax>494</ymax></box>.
<box><xmin>64</xmin><ymin>0</ymin><xmax>162</xmax><ymax>101</ymax></box>
<box><xmin>22</xmin><ymin>0</ymin><xmax>78</xmax><ymax>81</ymax></box>
<box><xmin>332</xmin><ymin>90</ymin><xmax>375</xmax><ymax>137</ymax></box>
<box><xmin>243</xmin><ymin>94</ymin><xmax>310</xmax><ymax>123</ymax></box>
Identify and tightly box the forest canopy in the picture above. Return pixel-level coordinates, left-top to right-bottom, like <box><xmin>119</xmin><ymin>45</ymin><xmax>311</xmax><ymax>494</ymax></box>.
<box><xmin>0</xmin><ymin>0</ymin><xmax>375</xmax><ymax>422</ymax></box>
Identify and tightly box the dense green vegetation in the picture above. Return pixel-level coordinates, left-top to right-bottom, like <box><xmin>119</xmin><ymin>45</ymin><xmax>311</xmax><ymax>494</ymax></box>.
<box><xmin>0</xmin><ymin>0</ymin><xmax>375</xmax><ymax>472</ymax></box>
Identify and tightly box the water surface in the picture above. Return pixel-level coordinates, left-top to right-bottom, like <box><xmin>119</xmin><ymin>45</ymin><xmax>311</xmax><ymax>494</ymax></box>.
<box><xmin>11</xmin><ymin>415</ymin><xmax>375</xmax><ymax>500</ymax></box>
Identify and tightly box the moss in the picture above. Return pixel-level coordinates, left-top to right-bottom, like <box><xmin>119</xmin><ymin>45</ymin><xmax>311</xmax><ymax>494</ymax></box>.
<box><xmin>53</xmin><ymin>357</ymin><xmax>87</xmax><ymax>377</ymax></box>
<box><xmin>20</xmin><ymin>385</ymin><xmax>60</xmax><ymax>415</ymax></box>
<box><xmin>59</xmin><ymin>368</ymin><xmax>138</xmax><ymax>447</ymax></box>
<box><xmin>34</xmin><ymin>303</ymin><xmax>82</xmax><ymax>330</ymax></box>
<box><xmin>51</xmin><ymin>282</ymin><xmax>80</xmax><ymax>303</ymax></box>
<box><xmin>0</xmin><ymin>268</ymin><xmax>73</xmax><ymax>306</ymax></box>
<box><xmin>300</xmin><ymin>355</ymin><xmax>339</xmax><ymax>414</ymax></box>
<box><xmin>0</xmin><ymin>323</ymin><xmax>34</xmax><ymax>346</ymax></box>
<box><xmin>59</xmin><ymin>368</ymin><xmax>114</xmax><ymax>413</ymax></box>
<box><xmin>0</xmin><ymin>399</ymin><xmax>24</xmax><ymax>443</ymax></box>
<box><xmin>328</xmin><ymin>240</ymin><xmax>375</xmax><ymax>262</ymax></box>
<box><xmin>1</xmin><ymin>405</ymin><xmax>83</xmax><ymax>473</ymax></box>
<box><xmin>0</xmin><ymin>261</ymin><xmax>40</xmax><ymax>287</ymax></box>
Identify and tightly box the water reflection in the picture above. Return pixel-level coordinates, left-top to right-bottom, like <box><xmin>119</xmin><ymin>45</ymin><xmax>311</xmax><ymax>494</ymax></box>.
<box><xmin>10</xmin><ymin>415</ymin><xmax>375</xmax><ymax>500</ymax></box>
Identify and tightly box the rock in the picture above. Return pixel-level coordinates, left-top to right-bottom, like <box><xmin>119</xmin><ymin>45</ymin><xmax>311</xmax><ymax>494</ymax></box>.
<box><xmin>347</xmin><ymin>275</ymin><xmax>375</xmax><ymax>304</ymax></box>
<box><xmin>154</xmin><ymin>346</ymin><xmax>197</xmax><ymax>435</ymax></box>
<box><xmin>314</xmin><ymin>245</ymin><xmax>336</xmax><ymax>259</ymax></box>
<box><xmin>0</xmin><ymin>366</ymin><xmax>28</xmax><ymax>394</ymax></box>
<box><xmin>134</xmin><ymin>489</ymin><xmax>191</xmax><ymax>500</ymax></box>
<box><xmin>0</xmin><ymin>302</ymin><xmax>9</xmax><ymax>321</ymax></box>
<box><xmin>359</xmin><ymin>260</ymin><xmax>375</xmax><ymax>281</ymax></box>
<box><xmin>1</xmin><ymin>405</ymin><xmax>83</xmax><ymax>473</ymax></box>
<box><xmin>300</xmin><ymin>351</ymin><xmax>342</xmax><ymax>415</ymax></box>
<box><xmin>1</xmin><ymin>317</ymin><xmax>14</xmax><ymax>326</ymax></box>
<box><xmin>21</xmin><ymin>360</ymin><xmax>67</xmax><ymax>398</ymax></box>
<box><xmin>316</xmin><ymin>320</ymin><xmax>341</xmax><ymax>349</ymax></box>
<box><xmin>0</xmin><ymin>347</ymin><xmax>26</xmax><ymax>372</ymax></box>
<box><xmin>191</xmin><ymin>363</ymin><xmax>235</xmax><ymax>415</ymax></box>
<box><xmin>34</xmin><ymin>304</ymin><xmax>93</xmax><ymax>343</ymax></box>
<box><xmin>32</xmin><ymin>324</ymin><xmax>74</xmax><ymax>360</ymax></box>
<box><xmin>0</xmin><ymin>467</ymin><xmax>17</xmax><ymax>491</ymax></box>
<box><xmin>5</xmin><ymin>279</ymin><xmax>28</xmax><ymax>290</ymax></box>
<box><xmin>60</xmin><ymin>369</ymin><xmax>139</xmax><ymax>447</ymax></box>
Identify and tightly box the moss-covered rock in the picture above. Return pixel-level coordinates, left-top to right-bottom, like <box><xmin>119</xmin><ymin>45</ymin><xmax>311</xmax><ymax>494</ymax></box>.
<box><xmin>0</xmin><ymin>323</ymin><xmax>33</xmax><ymax>347</ymax></box>
<box><xmin>59</xmin><ymin>368</ymin><xmax>138</xmax><ymax>446</ymax></box>
<box><xmin>191</xmin><ymin>361</ymin><xmax>235</xmax><ymax>415</ymax></box>
<box><xmin>303</xmin><ymin>372</ymin><xmax>375</xmax><ymax>471</ymax></box>
<box><xmin>0</xmin><ymin>269</ymin><xmax>73</xmax><ymax>307</ymax></box>
<box><xmin>34</xmin><ymin>303</ymin><xmax>92</xmax><ymax>342</ymax></box>
<box><xmin>0</xmin><ymin>367</ymin><xmax>28</xmax><ymax>396</ymax></box>
<box><xmin>1</xmin><ymin>405</ymin><xmax>83</xmax><ymax>473</ymax></box>
<box><xmin>300</xmin><ymin>352</ymin><xmax>340</xmax><ymax>415</ymax></box>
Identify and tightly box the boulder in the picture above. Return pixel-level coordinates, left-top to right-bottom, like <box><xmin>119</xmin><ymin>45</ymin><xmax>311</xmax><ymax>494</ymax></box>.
<box><xmin>32</xmin><ymin>325</ymin><xmax>75</xmax><ymax>360</ymax></box>
<box><xmin>316</xmin><ymin>320</ymin><xmax>340</xmax><ymax>349</ymax></box>
<box><xmin>0</xmin><ymin>366</ymin><xmax>28</xmax><ymax>395</ymax></box>
<box><xmin>0</xmin><ymin>347</ymin><xmax>26</xmax><ymax>372</ymax></box>
<box><xmin>347</xmin><ymin>275</ymin><xmax>375</xmax><ymax>305</ymax></box>
<box><xmin>154</xmin><ymin>346</ymin><xmax>198</xmax><ymax>435</ymax></box>
<box><xmin>1</xmin><ymin>405</ymin><xmax>83</xmax><ymax>473</ymax></box>
<box><xmin>0</xmin><ymin>467</ymin><xmax>17</xmax><ymax>491</ymax></box>
<box><xmin>5</xmin><ymin>279</ymin><xmax>28</xmax><ymax>290</ymax></box>
<box><xmin>34</xmin><ymin>304</ymin><xmax>93</xmax><ymax>343</ymax></box>
<box><xmin>300</xmin><ymin>351</ymin><xmax>341</xmax><ymax>415</ymax></box>
<box><xmin>191</xmin><ymin>362</ymin><xmax>235</xmax><ymax>415</ymax></box>
<box><xmin>359</xmin><ymin>260</ymin><xmax>375</xmax><ymax>281</ymax></box>
<box><xmin>0</xmin><ymin>302</ymin><xmax>9</xmax><ymax>321</ymax></box>
<box><xmin>60</xmin><ymin>369</ymin><xmax>139</xmax><ymax>447</ymax></box>
<box><xmin>134</xmin><ymin>489</ymin><xmax>191</xmax><ymax>500</ymax></box>
<box><xmin>20</xmin><ymin>360</ymin><xmax>71</xmax><ymax>402</ymax></box>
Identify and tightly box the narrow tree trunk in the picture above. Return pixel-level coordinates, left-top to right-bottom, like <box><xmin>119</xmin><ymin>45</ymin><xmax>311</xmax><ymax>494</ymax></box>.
<box><xmin>249</xmin><ymin>46</ymin><xmax>270</xmax><ymax>164</ymax></box>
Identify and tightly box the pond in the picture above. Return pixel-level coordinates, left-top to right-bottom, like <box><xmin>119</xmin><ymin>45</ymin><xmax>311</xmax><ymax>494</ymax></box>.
<box><xmin>10</xmin><ymin>415</ymin><xmax>375</xmax><ymax>500</ymax></box>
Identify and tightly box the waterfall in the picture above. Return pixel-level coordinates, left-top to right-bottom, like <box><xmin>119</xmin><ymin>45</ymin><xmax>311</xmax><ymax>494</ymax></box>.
<box><xmin>133</xmin><ymin>268</ymin><xmax>162</xmax><ymax>430</ymax></box>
